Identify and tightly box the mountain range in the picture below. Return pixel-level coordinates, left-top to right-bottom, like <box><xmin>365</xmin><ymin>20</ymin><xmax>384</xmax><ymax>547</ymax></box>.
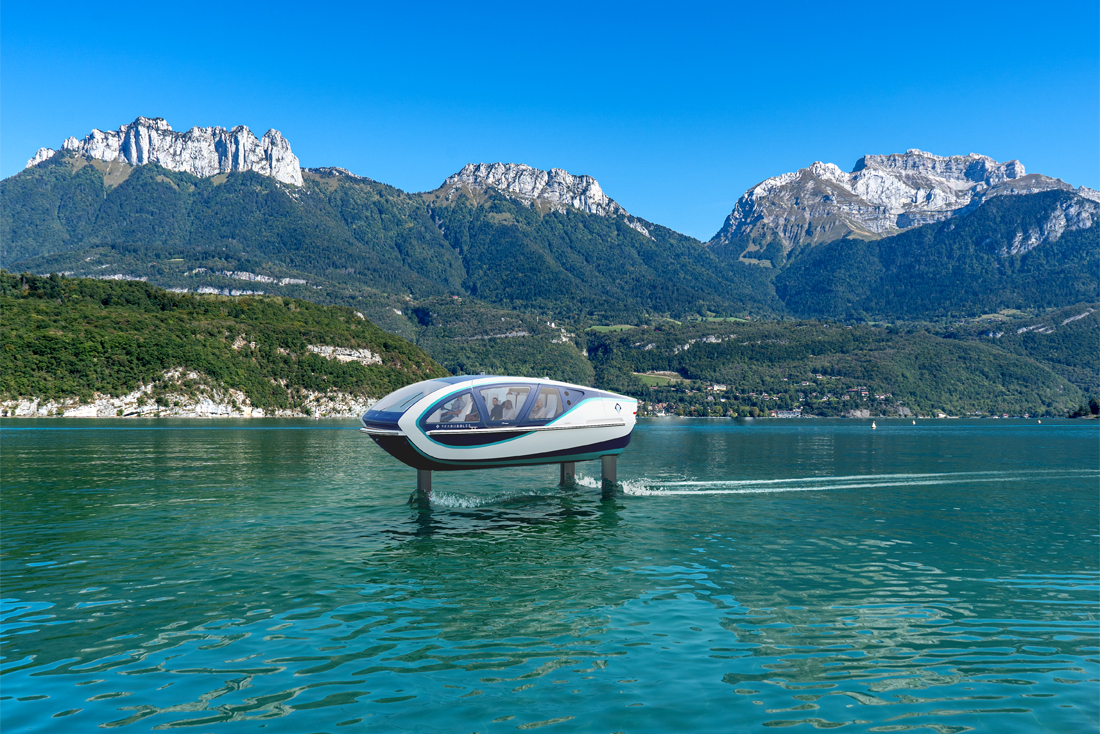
<box><xmin>4</xmin><ymin>116</ymin><xmax>1097</xmax><ymax>327</ymax></box>
<box><xmin>710</xmin><ymin>150</ymin><xmax>1098</xmax><ymax>265</ymax></box>
<box><xmin>2</xmin><ymin>116</ymin><xmax>1096</xmax><ymax>416</ymax></box>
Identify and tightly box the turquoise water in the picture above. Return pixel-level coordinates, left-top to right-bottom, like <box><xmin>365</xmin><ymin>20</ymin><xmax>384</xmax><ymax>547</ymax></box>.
<box><xmin>1</xmin><ymin>418</ymin><xmax>1097</xmax><ymax>732</ymax></box>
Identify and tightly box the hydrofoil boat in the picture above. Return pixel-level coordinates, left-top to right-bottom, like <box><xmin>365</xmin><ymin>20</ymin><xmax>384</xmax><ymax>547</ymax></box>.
<box><xmin>360</xmin><ymin>376</ymin><xmax>637</xmax><ymax>495</ymax></box>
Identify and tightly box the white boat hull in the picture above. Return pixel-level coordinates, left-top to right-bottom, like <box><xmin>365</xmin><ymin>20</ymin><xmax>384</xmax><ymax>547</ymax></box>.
<box><xmin>361</xmin><ymin>377</ymin><xmax>637</xmax><ymax>471</ymax></box>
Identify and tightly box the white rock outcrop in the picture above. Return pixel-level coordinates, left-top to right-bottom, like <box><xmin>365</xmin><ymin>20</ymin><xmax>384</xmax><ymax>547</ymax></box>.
<box><xmin>26</xmin><ymin>116</ymin><xmax>303</xmax><ymax>186</ymax></box>
<box><xmin>0</xmin><ymin>368</ymin><xmax>377</xmax><ymax>418</ymax></box>
<box><xmin>306</xmin><ymin>166</ymin><xmax>373</xmax><ymax>181</ymax></box>
<box><xmin>441</xmin><ymin>162</ymin><xmax>651</xmax><ymax>237</ymax></box>
<box><xmin>306</xmin><ymin>345</ymin><xmax>382</xmax><ymax>366</ymax></box>
<box><xmin>999</xmin><ymin>196</ymin><xmax>1099</xmax><ymax>256</ymax></box>
<box><xmin>186</xmin><ymin>268</ymin><xmax>307</xmax><ymax>286</ymax></box>
<box><xmin>711</xmin><ymin>150</ymin><xmax>1093</xmax><ymax>257</ymax></box>
<box><xmin>26</xmin><ymin>148</ymin><xmax>56</xmax><ymax>167</ymax></box>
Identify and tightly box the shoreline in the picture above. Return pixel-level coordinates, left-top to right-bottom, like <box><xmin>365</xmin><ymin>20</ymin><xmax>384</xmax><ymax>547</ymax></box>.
<box><xmin>1</xmin><ymin>382</ymin><xmax>377</xmax><ymax>419</ymax></box>
<box><xmin>0</xmin><ymin>412</ymin><xmax>364</xmax><ymax>419</ymax></box>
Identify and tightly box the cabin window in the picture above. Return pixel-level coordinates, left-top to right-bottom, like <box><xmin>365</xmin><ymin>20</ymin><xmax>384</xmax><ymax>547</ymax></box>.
<box><xmin>478</xmin><ymin>385</ymin><xmax>532</xmax><ymax>424</ymax></box>
<box><xmin>372</xmin><ymin>380</ymin><xmax>449</xmax><ymax>413</ymax></box>
<box><xmin>522</xmin><ymin>387</ymin><xmax>566</xmax><ymax>424</ymax></box>
<box><xmin>423</xmin><ymin>391</ymin><xmax>482</xmax><ymax>428</ymax></box>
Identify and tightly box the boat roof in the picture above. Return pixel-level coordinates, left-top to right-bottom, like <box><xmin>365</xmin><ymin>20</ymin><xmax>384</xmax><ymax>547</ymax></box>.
<box><xmin>434</xmin><ymin>375</ymin><xmax>595</xmax><ymax>389</ymax></box>
<box><xmin>415</xmin><ymin>375</ymin><xmax>635</xmax><ymax>400</ymax></box>
<box><xmin>434</xmin><ymin>375</ymin><xmax>479</xmax><ymax>385</ymax></box>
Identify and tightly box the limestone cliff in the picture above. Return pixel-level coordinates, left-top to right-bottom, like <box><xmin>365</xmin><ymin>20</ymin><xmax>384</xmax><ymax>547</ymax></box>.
<box><xmin>439</xmin><ymin>162</ymin><xmax>651</xmax><ymax>237</ymax></box>
<box><xmin>26</xmin><ymin>116</ymin><xmax>303</xmax><ymax>186</ymax></box>
<box><xmin>711</xmin><ymin>150</ymin><xmax>1097</xmax><ymax>263</ymax></box>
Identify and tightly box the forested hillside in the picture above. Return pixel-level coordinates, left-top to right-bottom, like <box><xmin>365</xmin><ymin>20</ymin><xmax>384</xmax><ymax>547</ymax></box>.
<box><xmin>948</xmin><ymin>303</ymin><xmax>1100</xmax><ymax>396</ymax></box>
<box><xmin>5</xmin><ymin>154</ymin><xmax>1096</xmax><ymax>327</ymax></box>
<box><xmin>1</xmin><ymin>158</ymin><xmax>461</xmax><ymax>304</ymax></box>
<box><xmin>0</xmin><ymin>273</ymin><xmax>447</xmax><ymax>413</ymax></box>
<box><xmin>584</xmin><ymin>318</ymin><xmax>1088</xmax><ymax>418</ymax></box>
<box><xmin>774</xmin><ymin>191</ymin><xmax>1099</xmax><ymax>320</ymax></box>
<box><xmin>1</xmin><ymin>275</ymin><xmax>1092</xmax><ymax>419</ymax></box>
<box><xmin>426</xmin><ymin>188</ymin><xmax>780</xmax><ymax>321</ymax></box>
<box><xmin>2</xmin><ymin>156</ymin><xmax>777</xmax><ymax>323</ymax></box>
<box><xmin>407</xmin><ymin>297</ymin><xmax>594</xmax><ymax>385</ymax></box>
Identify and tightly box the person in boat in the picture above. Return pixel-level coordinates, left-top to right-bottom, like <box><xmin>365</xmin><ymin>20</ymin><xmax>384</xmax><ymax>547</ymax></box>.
<box><xmin>464</xmin><ymin>404</ymin><xmax>480</xmax><ymax>422</ymax></box>
<box><xmin>440</xmin><ymin>396</ymin><xmax>466</xmax><ymax>422</ymax></box>
<box><xmin>529</xmin><ymin>399</ymin><xmax>546</xmax><ymax>420</ymax></box>
<box><xmin>501</xmin><ymin>399</ymin><xmax>516</xmax><ymax>420</ymax></box>
<box><xmin>488</xmin><ymin>396</ymin><xmax>504</xmax><ymax>421</ymax></box>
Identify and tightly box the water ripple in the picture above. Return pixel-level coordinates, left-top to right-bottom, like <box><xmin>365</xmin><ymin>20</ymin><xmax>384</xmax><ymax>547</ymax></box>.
<box><xmin>1</xmin><ymin>418</ymin><xmax>1096</xmax><ymax>731</ymax></box>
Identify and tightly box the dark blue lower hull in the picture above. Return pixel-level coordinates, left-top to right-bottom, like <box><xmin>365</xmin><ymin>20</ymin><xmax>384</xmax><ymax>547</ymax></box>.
<box><xmin>370</xmin><ymin>433</ymin><xmax>633</xmax><ymax>471</ymax></box>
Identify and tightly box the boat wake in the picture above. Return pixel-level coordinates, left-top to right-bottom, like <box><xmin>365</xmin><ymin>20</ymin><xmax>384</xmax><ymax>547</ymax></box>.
<box><xmin>596</xmin><ymin>469</ymin><xmax>1098</xmax><ymax>497</ymax></box>
<box><xmin>420</xmin><ymin>469</ymin><xmax>1098</xmax><ymax>505</ymax></box>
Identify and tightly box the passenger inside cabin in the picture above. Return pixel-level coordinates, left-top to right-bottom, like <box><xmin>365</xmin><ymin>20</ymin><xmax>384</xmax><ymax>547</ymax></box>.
<box><xmin>501</xmin><ymin>400</ymin><xmax>516</xmax><ymax>420</ymax></box>
<box><xmin>440</xmin><ymin>396</ymin><xmax>466</xmax><ymax>422</ymax></box>
<box><xmin>532</xmin><ymin>388</ymin><xmax>559</xmax><ymax>420</ymax></box>
<box><xmin>489</xmin><ymin>396</ymin><xmax>503</xmax><ymax>421</ymax></box>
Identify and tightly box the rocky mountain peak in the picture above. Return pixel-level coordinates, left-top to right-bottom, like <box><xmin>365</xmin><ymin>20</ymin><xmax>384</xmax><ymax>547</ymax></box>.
<box><xmin>25</xmin><ymin>117</ymin><xmax>303</xmax><ymax>186</ymax></box>
<box><xmin>441</xmin><ymin>162</ymin><xmax>650</xmax><ymax>237</ymax></box>
<box><xmin>853</xmin><ymin>149</ymin><xmax>1025</xmax><ymax>187</ymax></box>
<box><xmin>710</xmin><ymin>150</ymin><xmax>1084</xmax><ymax>264</ymax></box>
<box><xmin>305</xmin><ymin>166</ymin><xmax>373</xmax><ymax>182</ymax></box>
<box><xmin>130</xmin><ymin>116</ymin><xmax>174</xmax><ymax>133</ymax></box>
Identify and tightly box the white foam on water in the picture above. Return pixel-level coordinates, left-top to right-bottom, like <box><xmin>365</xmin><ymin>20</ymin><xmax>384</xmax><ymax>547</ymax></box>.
<box><xmin>626</xmin><ymin>477</ymin><xmax>960</xmax><ymax>496</ymax></box>
<box><xmin>424</xmin><ymin>469</ymin><xmax>1098</xmax><ymax>504</ymax></box>
<box><xmin>428</xmin><ymin>487</ymin><xmax>560</xmax><ymax>509</ymax></box>
<box><xmin>661</xmin><ymin>469</ymin><xmax>1090</xmax><ymax>488</ymax></box>
<box><xmin>618</xmin><ymin>469</ymin><xmax>1097</xmax><ymax>497</ymax></box>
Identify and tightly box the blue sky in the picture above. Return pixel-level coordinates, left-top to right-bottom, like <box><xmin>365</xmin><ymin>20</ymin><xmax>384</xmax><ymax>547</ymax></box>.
<box><xmin>3</xmin><ymin>1</ymin><xmax>1097</xmax><ymax>240</ymax></box>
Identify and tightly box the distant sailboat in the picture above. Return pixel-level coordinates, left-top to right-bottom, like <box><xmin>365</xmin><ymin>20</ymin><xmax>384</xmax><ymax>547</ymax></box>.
<box><xmin>872</xmin><ymin>421</ymin><xmax>876</xmax><ymax>429</ymax></box>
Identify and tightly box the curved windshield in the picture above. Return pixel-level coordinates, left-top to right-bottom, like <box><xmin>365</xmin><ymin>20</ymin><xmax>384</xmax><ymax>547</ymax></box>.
<box><xmin>423</xmin><ymin>391</ymin><xmax>482</xmax><ymax>428</ymax></box>
<box><xmin>372</xmin><ymin>380</ymin><xmax>450</xmax><ymax>414</ymax></box>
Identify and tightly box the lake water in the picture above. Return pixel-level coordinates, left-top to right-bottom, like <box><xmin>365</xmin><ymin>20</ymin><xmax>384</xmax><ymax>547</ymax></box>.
<box><xmin>1</xmin><ymin>418</ymin><xmax>1097</xmax><ymax>733</ymax></box>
